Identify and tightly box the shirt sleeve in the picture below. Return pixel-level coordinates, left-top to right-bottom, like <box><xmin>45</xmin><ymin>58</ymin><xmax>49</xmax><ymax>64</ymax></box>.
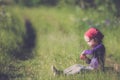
<box><xmin>84</xmin><ymin>44</ymin><xmax>103</xmax><ymax>55</ymax></box>
<box><xmin>84</xmin><ymin>50</ymin><xmax>93</xmax><ymax>55</ymax></box>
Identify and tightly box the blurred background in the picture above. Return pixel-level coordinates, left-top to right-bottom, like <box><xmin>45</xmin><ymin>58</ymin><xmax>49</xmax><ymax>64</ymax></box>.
<box><xmin>0</xmin><ymin>0</ymin><xmax>120</xmax><ymax>80</ymax></box>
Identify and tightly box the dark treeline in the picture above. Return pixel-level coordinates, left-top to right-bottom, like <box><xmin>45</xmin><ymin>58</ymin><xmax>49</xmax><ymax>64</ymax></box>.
<box><xmin>0</xmin><ymin>0</ymin><xmax>120</xmax><ymax>16</ymax></box>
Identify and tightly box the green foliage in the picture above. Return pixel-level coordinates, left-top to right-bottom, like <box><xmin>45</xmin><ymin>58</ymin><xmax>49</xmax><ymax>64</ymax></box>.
<box><xmin>0</xmin><ymin>6</ymin><xmax>25</xmax><ymax>54</ymax></box>
<box><xmin>12</xmin><ymin>0</ymin><xmax>120</xmax><ymax>16</ymax></box>
<box><xmin>24</xmin><ymin>0</ymin><xmax>40</xmax><ymax>6</ymax></box>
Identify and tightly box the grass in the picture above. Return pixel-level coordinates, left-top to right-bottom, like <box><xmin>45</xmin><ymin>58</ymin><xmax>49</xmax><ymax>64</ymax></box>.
<box><xmin>0</xmin><ymin>5</ymin><xmax>120</xmax><ymax>80</ymax></box>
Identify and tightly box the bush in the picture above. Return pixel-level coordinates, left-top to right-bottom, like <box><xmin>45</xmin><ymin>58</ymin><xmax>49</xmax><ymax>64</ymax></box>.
<box><xmin>0</xmin><ymin>6</ymin><xmax>25</xmax><ymax>54</ymax></box>
<box><xmin>14</xmin><ymin>0</ymin><xmax>40</xmax><ymax>7</ymax></box>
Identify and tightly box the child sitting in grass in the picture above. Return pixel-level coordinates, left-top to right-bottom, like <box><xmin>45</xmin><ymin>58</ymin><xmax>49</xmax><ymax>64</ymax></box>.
<box><xmin>51</xmin><ymin>27</ymin><xmax>106</xmax><ymax>76</ymax></box>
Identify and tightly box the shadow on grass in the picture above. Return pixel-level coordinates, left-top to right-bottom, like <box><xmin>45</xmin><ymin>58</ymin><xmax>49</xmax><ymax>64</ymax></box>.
<box><xmin>0</xmin><ymin>72</ymin><xmax>24</xmax><ymax>80</ymax></box>
<box><xmin>0</xmin><ymin>73</ymin><xmax>9</xmax><ymax>80</ymax></box>
<box><xmin>0</xmin><ymin>62</ymin><xmax>30</xmax><ymax>80</ymax></box>
<box><xmin>13</xmin><ymin>18</ymin><xmax>36</xmax><ymax>60</ymax></box>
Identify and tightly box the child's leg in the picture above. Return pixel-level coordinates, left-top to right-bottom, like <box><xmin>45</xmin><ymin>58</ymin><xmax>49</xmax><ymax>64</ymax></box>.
<box><xmin>84</xmin><ymin>66</ymin><xmax>94</xmax><ymax>70</ymax></box>
<box><xmin>51</xmin><ymin>65</ymin><xmax>63</xmax><ymax>76</ymax></box>
<box><xmin>63</xmin><ymin>64</ymin><xmax>84</xmax><ymax>75</ymax></box>
<box><xmin>80</xmin><ymin>66</ymin><xmax>94</xmax><ymax>73</ymax></box>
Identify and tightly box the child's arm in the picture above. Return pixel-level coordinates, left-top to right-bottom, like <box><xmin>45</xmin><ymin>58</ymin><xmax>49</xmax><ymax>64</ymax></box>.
<box><xmin>80</xmin><ymin>54</ymin><xmax>91</xmax><ymax>64</ymax></box>
<box><xmin>80</xmin><ymin>50</ymin><xmax>91</xmax><ymax>64</ymax></box>
<box><xmin>84</xmin><ymin>44</ymin><xmax>103</xmax><ymax>55</ymax></box>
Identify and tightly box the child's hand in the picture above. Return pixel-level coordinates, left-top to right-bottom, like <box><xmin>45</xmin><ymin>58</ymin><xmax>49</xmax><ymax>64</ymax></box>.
<box><xmin>80</xmin><ymin>50</ymin><xmax>86</xmax><ymax>60</ymax></box>
<box><xmin>80</xmin><ymin>54</ymin><xmax>86</xmax><ymax>60</ymax></box>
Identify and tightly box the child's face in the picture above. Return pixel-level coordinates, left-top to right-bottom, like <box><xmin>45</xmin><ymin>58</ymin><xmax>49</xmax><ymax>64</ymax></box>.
<box><xmin>84</xmin><ymin>36</ymin><xmax>98</xmax><ymax>48</ymax></box>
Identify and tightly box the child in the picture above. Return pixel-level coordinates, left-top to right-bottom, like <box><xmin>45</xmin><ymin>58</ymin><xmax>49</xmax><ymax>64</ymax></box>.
<box><xmin>51</xmin><ymin>27</ymin><xmax>105</xmax><ymax>76</ymax></box>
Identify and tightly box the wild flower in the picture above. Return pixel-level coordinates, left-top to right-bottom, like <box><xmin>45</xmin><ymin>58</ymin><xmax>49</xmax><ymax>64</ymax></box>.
<box><xmin>104</xmin><ymin>19</ymin><xmax>110</xmax><ymax>26</ymax></box>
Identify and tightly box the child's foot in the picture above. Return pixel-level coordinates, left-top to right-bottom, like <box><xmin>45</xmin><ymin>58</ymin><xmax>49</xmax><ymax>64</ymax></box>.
<box><xmin>51</xmin><ymin>65</ymin><xmax>61</xmax><ymax>76</ymax></box>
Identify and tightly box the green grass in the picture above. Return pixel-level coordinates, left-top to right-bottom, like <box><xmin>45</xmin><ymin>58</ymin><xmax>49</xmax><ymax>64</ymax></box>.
<box><xmin>0</xmin><ymin>5</ymin><xmax>120</xmax><ymax>80</ymax></box>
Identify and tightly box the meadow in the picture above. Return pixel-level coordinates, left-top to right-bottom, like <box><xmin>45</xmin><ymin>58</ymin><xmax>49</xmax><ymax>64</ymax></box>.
<box><xmin>0</xmin><ymin>5</ymin><xmax>120</xmax><ymax>80</ymax></box>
